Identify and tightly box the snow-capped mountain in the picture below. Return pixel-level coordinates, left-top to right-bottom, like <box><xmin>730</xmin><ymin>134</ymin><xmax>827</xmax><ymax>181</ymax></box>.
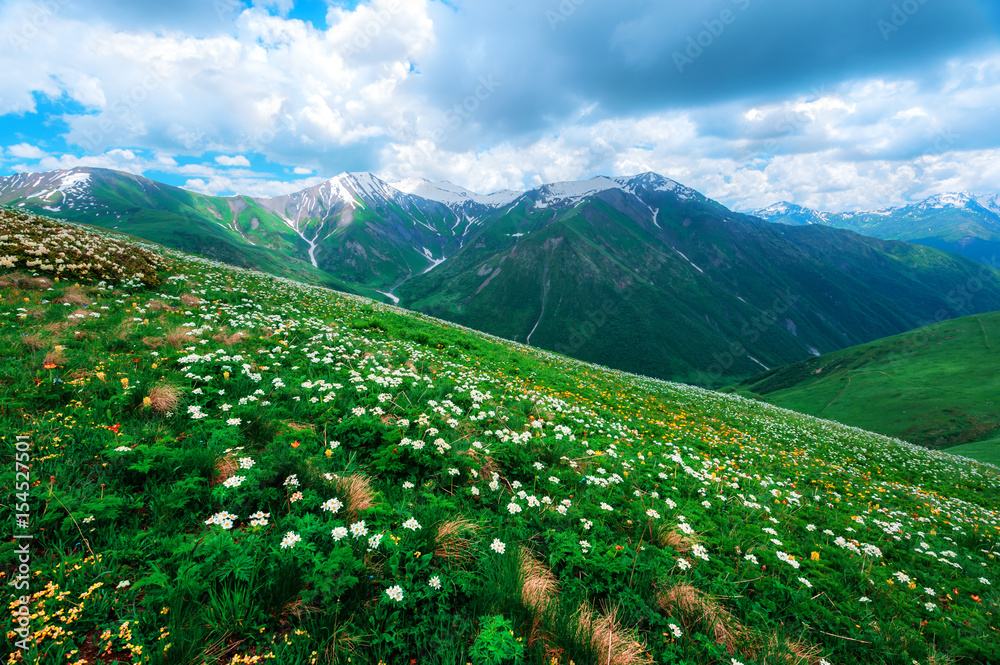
<box><xmin>390</xmin><ymin>177</ymin><xmax>521</xmax><ymax>208</ymax></box>
<box><xmin>752</xmin><ymin>192</ymin><xmax>1000</xmax><ymax>265</ymax></box>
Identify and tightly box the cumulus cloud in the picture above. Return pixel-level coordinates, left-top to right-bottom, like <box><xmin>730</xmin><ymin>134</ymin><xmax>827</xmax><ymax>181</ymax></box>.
<box><xmin>216</xmin><ymin>154</ymin><xmax>252</xmax><ymax>167</ymax></box>
<box><xmin>1</xmin><ymin>0</ymin><xmax>999</xmax><ymax>211</ymax></box>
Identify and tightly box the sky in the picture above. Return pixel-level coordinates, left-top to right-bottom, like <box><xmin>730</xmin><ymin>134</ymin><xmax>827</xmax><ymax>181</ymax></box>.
<box><xmin>1</xmin><ymin>0</ymin><xmax>999</xmax><ymax>211</ymax></box>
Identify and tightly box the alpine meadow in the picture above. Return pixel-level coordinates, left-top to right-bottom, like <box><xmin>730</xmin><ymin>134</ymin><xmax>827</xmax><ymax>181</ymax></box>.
<box><xmin>3</xmin><ymin>1</ymin><xmax>1000</xmax><ymax>664</ymax></box>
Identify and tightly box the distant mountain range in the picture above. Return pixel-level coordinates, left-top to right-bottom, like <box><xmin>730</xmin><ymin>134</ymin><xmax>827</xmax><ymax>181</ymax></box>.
<box><xmin>751</xmin><ymin>193</ymin><xmax>1000</xmax><ymax>266</ymax></box>
<box><xmin>5</xmin><ymin>166</ymin><xmax>1000</xmax><ymax>386</ymax></box>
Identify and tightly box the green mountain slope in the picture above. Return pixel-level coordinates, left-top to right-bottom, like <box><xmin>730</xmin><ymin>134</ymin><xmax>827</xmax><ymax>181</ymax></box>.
<box><xmin>2</xmin><ymin>210</ymin><xmax>999</xmax><ymax>664</ymax></box>
<box><xmin>9</xmin><ymin>168</ymin><xmax>1000</xmax><ymax>389</ymax></box>
<box><xmin>736</xmin><ymin>311</ymin><xmax>1000</xmax><ymax>458</ymax></box>
<box><xmin>754</xmin><ymin>195</ymin><xmax>1000</xmax><ymax>266</ymax></box>
<box><xmin>399</xmin><ymin>184</ymin><xmax>1000</xmax><ymax>387</ymax></box>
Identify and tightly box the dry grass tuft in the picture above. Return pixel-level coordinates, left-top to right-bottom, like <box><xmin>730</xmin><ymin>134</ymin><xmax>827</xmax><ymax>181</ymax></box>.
<box><xmin>146</xmin><ymin>383</ymin><xmax>181</xmax><ymax>413</ymax></box>
<box><xmin>433</xmin><ymin>517</ymin><xmax>479</xmax><ymax>564</ymax></box>
<box><xmin>740</xmin><ymin>631</ymin><xmax>824</xmax><ymax>665</ymax></box>
<box><xmin>519</xmin><ymin>548</ymin><xmax>559</xmax><ymax>613</ymax></box>
<box><xmin>43</xmin><ymin>346</ymin><xmax>67</xmax><ymax>367</ymax></box>
<box><xmin>145</xmin><ymin>298</ymin><xmax>172</xmax><ymax>311</ymax></box>
<box><xmin>141</xmin><ymin>336</ymin><xmax>165</xmax><ymax>348</ymax></box>
<box><xmin>656</xmin><ymin>584</ymin><xmax>742</xmax><ymax>654</ymax></box>
<box><xmin>165</xmin><ymin>326</ymin><xmax>196</xmax><ymax>348</ymax></box>
<box><xmin>573</xmin><ymin>602</ymin><xmax>653</xmax><ymax>665</ymax></box>
<box><xmin>44</xmin><ymin>321</ymin><xmax>70</xmax><ymax>334</ymax></box>
<box><xmin>656</xmin><ymin>525</ymin><xmax>697</xmax><ymax>555</ymax></box>
<box><xmin>211</xmin><ymin>454</ymin><xmax>238</xmax><ymax>488</ymax></box>
<box><xmin>180</xmin><ymin>293</ymin><xmax>201</xmax><ymax>307</ymax></box>
<box><xmin>54</xmin><ymin>285</ymin><xmax>90</xmax><ymax>306</ymax></box>
<box><xmin>335</xmin><ymin>474</ymin><xmax>375</xmax><ymax>516</ymax></box>
<box><xmin>213</xmin><ymin>329</ymin><xmax>248</xmax><ymax>346</ymax></box>
<box><xmin>21</xmin><ymin>334</ymin><xmax>46</xmax><ymax>351</ymax></box>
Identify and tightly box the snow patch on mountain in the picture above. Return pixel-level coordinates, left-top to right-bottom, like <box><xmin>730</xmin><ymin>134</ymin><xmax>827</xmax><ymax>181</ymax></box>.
<box><xmin>391</xmin><ymin>177</ymin><xmax>520</xmax><ymax>207</ymax></box>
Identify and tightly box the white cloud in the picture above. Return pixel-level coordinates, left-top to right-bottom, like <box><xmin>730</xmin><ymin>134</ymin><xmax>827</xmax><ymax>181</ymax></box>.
<box><xmin>1</xmin><ymin>0</ymin><xmax>999</xmax><ymax>212</ymax></box>
<box><xmin>216</xmin><ymin>154</ymin><xmax>251</xmax><ymax>167</ymax></box>
<box><xmin>7</xmin><ymin>143</ymin><xmax>46</xmax><ymax>159</ymax></box>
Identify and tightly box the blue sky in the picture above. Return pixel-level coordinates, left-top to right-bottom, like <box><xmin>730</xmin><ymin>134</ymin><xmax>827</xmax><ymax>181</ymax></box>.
<box><xmin>1</xmin><ymin>0</ymin><xmax>999</xmax><ymax>210</ymax></box>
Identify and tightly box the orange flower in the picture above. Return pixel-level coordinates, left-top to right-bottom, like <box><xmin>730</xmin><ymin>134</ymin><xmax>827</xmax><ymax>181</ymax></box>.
<box><xmin>43</xmin><ymin>362</ymin><xmax>57</xmax><ymax>369</ymax></box>
<box><xmin>972</xmin><ymin>595</ymin><xmax>982</xmax><ymax>602</ymax></box>
<box><xmin>290</xmin><ymin>440</ymin><xmax>300</xmax><ymax>448</ymax></box>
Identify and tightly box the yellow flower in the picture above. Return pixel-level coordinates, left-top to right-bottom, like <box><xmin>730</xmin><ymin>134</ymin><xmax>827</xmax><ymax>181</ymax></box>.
<box><xmin>142</xmin><ymin>397</ymin><xmax>152</xmax><ymax>408</ymax></box>
<box><xmin>810</xmin><ymin>552</ymin><xmax>820</xmax><ymax>561</ymax></box>
<box><xmin>121</xmin><ymin>378</ymin><xmax>129</xmax><ymax>389</ymax></box>
<box><xmin>96</xmin><ymin>371</ymin><xmax>106</xmax><ymax>381</ymax></box>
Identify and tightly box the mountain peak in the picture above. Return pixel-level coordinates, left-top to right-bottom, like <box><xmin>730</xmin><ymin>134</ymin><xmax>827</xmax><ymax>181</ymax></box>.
<box><xmin>390</xmin><ymin>177</ymin><xmax>521</xmax><ymax>207</ymax></box>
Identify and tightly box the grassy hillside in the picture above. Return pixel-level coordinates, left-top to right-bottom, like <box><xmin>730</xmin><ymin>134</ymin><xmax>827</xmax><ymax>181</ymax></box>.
<box><xmin>736</xmin><ymin>312</ymin><xmax>1000</xmax><ymax>461</ymax></box>
<box><xmin>400</xmin><ymin>193</ymin><xmax>1000</xmax><ymax>387</ymax></box>
<box><xmin>2</xmin><ymin>210</ymin><xmax>999</xmax><ymax>665</ymax></box>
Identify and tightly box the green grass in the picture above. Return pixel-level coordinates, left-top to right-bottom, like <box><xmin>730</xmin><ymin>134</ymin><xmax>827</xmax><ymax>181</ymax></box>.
<box><xmin>948</xmin><ymin>436</ymin><xmax>1000</xmax><ymax>466</ymax></box>
<box><xmin>737</xmin><ymin>312</ymin><xmax>1000</xmax><ymax>453</ymax></box>
<box><xmin>2</xmin><ymin>210</ymin><xmax>999</xmax><ymax>665</ymax></box>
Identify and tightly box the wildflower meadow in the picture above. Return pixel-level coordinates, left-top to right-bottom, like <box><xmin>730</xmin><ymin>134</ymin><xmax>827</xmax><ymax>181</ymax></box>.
<box><xmin>1</xmin><ymin>209</ymin><xmax>998</xmax><ymax>664</ymax></box>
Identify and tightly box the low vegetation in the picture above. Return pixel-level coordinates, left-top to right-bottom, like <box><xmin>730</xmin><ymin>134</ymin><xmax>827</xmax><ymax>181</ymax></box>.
<box><xmin>1</xmin><ymin>210</ymin><xmax>998</xmax><ymax>664</ymax></box>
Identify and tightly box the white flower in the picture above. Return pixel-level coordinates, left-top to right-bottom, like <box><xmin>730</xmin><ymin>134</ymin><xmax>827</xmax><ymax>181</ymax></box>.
<box><xmin>490</xmin><ymin>538</ymin><xmax>506</xmax><ymax>554</ymax></box>
<box><xmin>222</xmin><ymin>475</ymin><xmax>245</xmax><ymax>488</ymax></box>
<box><xmin>507</xmin><ymin>502</ymin><xmax>522</xmax><ymax>515</ymax></box>
<box><xmin>321</xmin><ymin>498</ymin><xmax>343</xmax><ymax>513</ymax></box>
<box><xmin>238</xmin><ymin>457</ymin><xmax>255</xmax><ymax>469</ymax></box>
<box><xmin>859</xmin><ymin>596</ymin><xmax>871</xmax><ymax>603</ymax></box>
<box><xmin>798</xmin><ymin>577</ymin><xmax>812</xmax><ymax>588</ymax></box>
<box><xmin>744</xmin><ymin>554</ymin><xmax>759</xmax><ymax>565</ymax></box>
<box><xmin>350</xmin><ymin>521</ymin><xmax>368</xmax><ymax>538</ymax></box>
<box><xmin>283</xmin><ymin>474</ymin><xmax>299</xmax><ymax>487</ymax></box>
<box><xmin>668</xmin><ymin>623</ymin><xmax>682</xmax><ymax>638</ymax></box>
<box><xmin>368</xmin><ymin>533</ymin><xmax>383</xmax><ymax>549</ymax></box>
<box><xmin>429</xmin><ymin>576</ymin><xmax>442</xmax><ymax>590</ymax></box>
<box><xmin>677</xmin><ymin>558</ymin><xmax>691</xmax><ymax>570</ymax></box>
<box><xmin>979</xmin><ymin>577</ymin><xmax>991</xmax><ymax>585</ymax></box>
<box><xmin>249</xmin><ymin>511</ymin><xmax>269</xmax><ymax>527</ymax></box>
<box><xmin>402</xmin><ymin>481</ymin><xmax>415</xmax><ymax>489</ymax></box>
<box><xmin>600</xmin><ymin>502</ymin><xmax>613</xmax><ymax>511</ymax></box>
<box><xmin>386</xmin><ymin>585</ymin><xmax>404</xmax><ymax>602</ymax></box>
<box><xmin>646</xmin><ymin>509</ymin><xmax>661</xmax><ymax>519</ymax></box>
<box><xmin>548</xmin><ymin>476</ymin><xmax>560</xmax><ymax>484</ymax></box>
<box><xmin>806</xmin><ymin>524</ymin><xmax>817</xmax><ymax>532</ymax></box>
<box><xmin>403</xmin><ymin>517</ymin><xmax>421</xmax><ymax>530</ymax></box>
<box><xmin>331</xmin><ymin>526</ymin><xmax>348</xmax><ymax>541</ymax></box>
<box><xmin>226</xmin><ymin>417</ymin><xmax>241</xmax><ymax>426</ymax></box>
<box><xmin>924</xmin><ymin>602</ymin><xmax>936</xmax><ymax>611</ymax></box>
<box><xmin>924</xmin><ymin>587</ymin><xmax>936</xmax><ymax>595</ymax></box>
<box><xmin>116</xmin><ymin>580</ymin><xmax>131</xmax><ymax>589</ymax></box>
<box><xmin>579</xmin><ymin>540</ymin><xmax>591</xmax><ymax>553</ymax></box>
<box><xmin>280</xmin><ymin>531</ymin><xmax>301</xmax><ymax>549</ymax></box>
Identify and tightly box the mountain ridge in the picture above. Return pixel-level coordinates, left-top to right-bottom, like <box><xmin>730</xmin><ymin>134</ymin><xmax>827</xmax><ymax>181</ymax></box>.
<box><xmin>6</xmin><ymin>166</ymin><xmax>1000</xmax><ymax>386</ymax></box>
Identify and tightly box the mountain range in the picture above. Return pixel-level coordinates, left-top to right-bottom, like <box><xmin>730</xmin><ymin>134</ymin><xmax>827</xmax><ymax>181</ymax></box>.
<box><xmin>5</xmin><ymin>166</ymin><xmax>1000</xmax><ymax>386</ymax></box>
<box><xmin>752</xmin><ymin>193</ymin><xmax>1000</xmax><ymax>266</ymax></box>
